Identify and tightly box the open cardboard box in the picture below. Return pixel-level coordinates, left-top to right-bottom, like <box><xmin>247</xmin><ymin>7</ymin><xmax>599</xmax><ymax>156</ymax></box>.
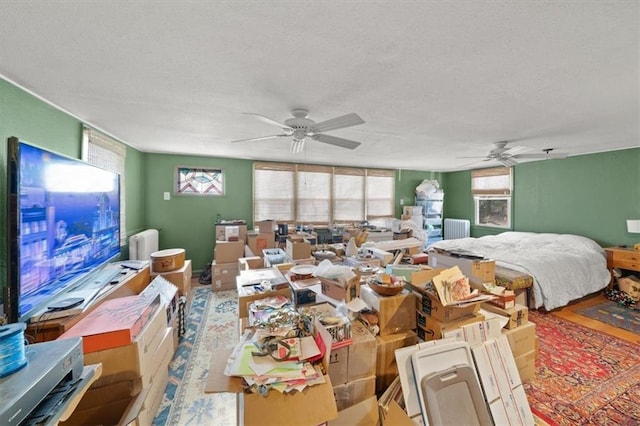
<box><xmin>205</xmin><ymin>320</ymin><xmax>338</xmax><ymax>425</ymax></box>
<box><xmin>328</xmin><ymin>395</ymin><xmax>413</xmax><ymax>426</ymax></box>
<box><xmin>409</xmin><ymin>267</ymin><xmax>491</xmax><ymax>322</ymax></box>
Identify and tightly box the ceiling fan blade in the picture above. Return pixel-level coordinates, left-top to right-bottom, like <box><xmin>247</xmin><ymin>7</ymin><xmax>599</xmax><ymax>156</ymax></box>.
<box><xmin>312</xmin><ymin>113</ymin><xmax>365</xmax><ymax>133</ymax></box>
<box><xmin>243</xmin><ymin>113</ymin><xmax>293</xmax><ymax>131</ymax></box>
<box><xmin>497</xmin><ymin>157</ymin><xmax>519</xmax><ymax>167</ymax></box>
<box><xmin>312</xmin><ymin>134</ymin><xmax>361</xmax><ymax>150</ymax></box>
<box><xmin>513</xmin><ymin>152</ymin><xmax>568</xmax><ymax>159</ymax></box>
<box><xmin>231</xmin><ymin>134</ymin><xmax>289</xmax><ymax>143</ymax></box>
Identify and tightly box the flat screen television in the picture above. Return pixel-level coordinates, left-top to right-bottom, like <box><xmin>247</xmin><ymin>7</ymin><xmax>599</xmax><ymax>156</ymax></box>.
<box><xmin>5</xmin><ymin>137</ymin><xmax>121</xmax><ymax>323</ymax></box>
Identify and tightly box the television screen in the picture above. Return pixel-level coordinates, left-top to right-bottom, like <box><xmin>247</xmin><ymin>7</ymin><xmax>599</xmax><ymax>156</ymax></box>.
<box><xmin>6</xmin><ymin>138</ymin><xmax>121</xmax><ymax>323</ymax></box>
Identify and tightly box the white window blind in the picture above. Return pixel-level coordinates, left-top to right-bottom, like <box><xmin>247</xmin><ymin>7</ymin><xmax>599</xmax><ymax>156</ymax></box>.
<box><xmin>253</xmin><ymin>162</ymin><xmax>394</xmax><ymax>225</ymax></box>
<box><xmin>366</xmin><ymin>169</ymin><xmax>395</xmax><ymax>219</ymax></box>
<box><xmin>333</xmin><ymin>167</ymin><xmax>365</xmax><ymax>222</ymax></box>
<box><xmin>472</xmin><ymin>167</ymin><xmax>512</xmax><ymax>195</ymax></box>
<box><xmin>297</xmin><ymin>165</ymin><xmax>332</xmax><ymax>224</ymax></box>
<box><xmin>82</xmin><ymin>126</ymin><xmax>127</xmax><ymax>244</ymax></box>
<box><xmin>254</xmin><ymin>163</ymin><xmax>295</xmax><ymax>222</ymax></box>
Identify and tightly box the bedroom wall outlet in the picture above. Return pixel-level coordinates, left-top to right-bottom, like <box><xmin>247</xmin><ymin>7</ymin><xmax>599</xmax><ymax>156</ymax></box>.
<box><xmin>400</xmin><ymin>198</ymin><xmax>405</xmax><ymax>205</ymax></box>
<box><xmin>163</xmin><ymin>192</ymin><xmax>170</xmax><ymax>201</ymax></box>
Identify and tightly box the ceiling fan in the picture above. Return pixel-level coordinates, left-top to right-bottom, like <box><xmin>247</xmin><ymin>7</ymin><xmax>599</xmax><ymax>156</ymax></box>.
<box><xmin>231</xmin><ymin>109</ymin><xmax>364</xmax><ymax>153</ymax></box>
<box><xmin>459</xmin><ymin>141</ymin><xmax>568</xmax><ymax>167</ymax></box>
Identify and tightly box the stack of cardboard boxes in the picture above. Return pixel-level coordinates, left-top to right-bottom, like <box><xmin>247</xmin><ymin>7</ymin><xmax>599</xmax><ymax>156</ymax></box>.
<box><xmin>358</xmin><ymin>283</ymin><xmax>418</xmax><ymax>396</ymax></box>
<box><xmin>329</xmin><ymin>320</ymin><xmax>378</xmax><ymax>410</ymax></box>
<box><xmin>214</xmin><ymin>221</ymin><xmax>279</xmax><ymax>291</ymax></box>
<box><xmin>411</xmin><ymin>267</ymin><xmax>488</xmax><ymax>342</ymax></box>
<box><xmin>58</xmin><ymin>290</ymin><xmax>177</xmax><ymax>425</ymax></box>
<box><xmin>483</xmin><ymin>302</ymin><xmax>537</xmax><ymax>382</ymax></box>
<box><xmin>149</xmin><ymin>252</ymin><xmax>193</xmax><ymax>312</ymax></box>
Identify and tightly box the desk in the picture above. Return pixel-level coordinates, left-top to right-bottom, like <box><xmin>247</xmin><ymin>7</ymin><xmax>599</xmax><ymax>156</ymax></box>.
<box><xmin>27</xmin><ymin>264</ymin><xmax>151</xmax><ymax>342</ymax></box>
<box><xmin>604</xmin><ymin>247</ymin><xmax>640</xmax><ymax>287</ymax></box>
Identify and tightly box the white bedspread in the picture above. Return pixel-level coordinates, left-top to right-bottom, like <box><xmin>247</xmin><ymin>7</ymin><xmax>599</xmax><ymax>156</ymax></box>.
<box><xmin>428</xmin><ymin>232</ymin><xmax>610</xmax><ymax>310</ymax></box>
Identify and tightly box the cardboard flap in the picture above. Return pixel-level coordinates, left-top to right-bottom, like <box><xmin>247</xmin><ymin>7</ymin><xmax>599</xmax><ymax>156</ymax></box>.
<box><xmin>205</xmin><ymin>347</ymin><xmax>245</xmax><ymax>393</ymax></box>
<box><xmin>243</xmin><ymin>375</ymin><xmax>337</xmax><ymax>425</ymax></box>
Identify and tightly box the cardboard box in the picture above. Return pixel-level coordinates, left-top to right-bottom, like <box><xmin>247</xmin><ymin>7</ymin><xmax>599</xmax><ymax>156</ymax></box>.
<box><xmin>409</xmin><ymin>267</ymin><xmax>483</xmax><ymax>322</ymax></box>
<box><xmin>375</xmin><ymin>330</ymin><xmax>417</xmax><ymax>395</ymax></box>
<box><xmin>211</xmin><ymin>278</ymin><xmax>236</xmax><ymax>292</ymax></box>
<box><xmin>332</xmin><ymin>376</ymin><xmax>376</xmax><ymax>412</ymax></box>
<box><xmin>414</xmin><ymin>290</ymin><xmax>481</xmax><ymax>322</ymax></box>
<box><xmin>150</xmin><ymin>259</ymin><xmax>192</xmax><ymax>296</ymax></box>
<box><xmin>214</xmin><ymin>240</ymin><xmax>245</xmax><ymax>263</ymax></box>
<box><xmin>328</xmin><ymin>396</ymin><xmax>413</xmax><ymax>426</ymax></box>
<box><xmin>360</xmin><ymin>285</ymin><xmax>416</xmax><ymax>336</ymax></box>
<box><xmin>205</xmin><ymin>324</ymin><xmax>338</xmax><ymax>425</ymax></box>
<box><xmin>83</xmin><ymin>304</ymin><xmax>167</xmax><ymax>384</ymax></box>
<box><xmin>502</xmin><ymin>321</ymin><xmax>536</xmax><ymax>358</ymax></box>
<box><xmin>247</xmin><ymin>232</ymin><xmax>276</xmax><ymax>257</ymax></box>
<box><xmin>415</xmin><ymin>312</ymin><xmax>485</xmax><ymax>341</ymax></box>
<box><xmin>329</xmin><ymin>320</ymin><xmax>377</xmax><ymax>385</ymax></box>
<box><xmin>61</xmin><ymin>388</ymin><xmax>147</xmax><ymax>426</ymax></box>
<box><xmin>238</xmin><ymin>256</ymin><xmax>264</xmax><ymax>271</ymax></box>
<box><xmin>428</xmin><ymin>252</ymin><xmax>496</xmax><ymax>286</ymax></box>
<box><xmin>212</xmin><ymin>261</ymin><xmax>238</xmax><ymax>282</ymax></box>
<box><xmin>386</xmin><ymin>265</ymin><xmax>432</xmax><ymax>284</ymax></box>
<box><xmin>74</xmin><ymin>377</ymin><xmax>142</xmax><ymax>413</ymax></box>
<box><xmin>319</xmin><ymin>273</ymin><xmax>361</xmax><ymax>302</ymax></box>
<box><xmin>618</xmin><ymin>275</ymin><xmax>640</xmax><ymax>301</ymax></box>
<box><xmin>442</xmin><ymin>317</ymin><xmax>503</xmax><ymax>348</ymax></box>
<box><xmin>58</xmin><ymin>294</ymin><xmax>161</xmax><ymax>354</ymax></box>
<box><xmin>237</xmin><ymin>280</ymin><xmax>292</xmax><ymax>318</ymax></box>
<box><xmin>482</xmin><ymin>303</ymin><xmax>529</xmax><ymax>329</ymax></box>
<box><xmin>487</xmin><ymin>292</ymin><xmax>516</xmax><ymax>310</ymax></box>
<box><xmin>289</xmin><ymin>278</ymin><xmax>320</xmax><ymax>305</ymax></box>
<box><xmin>215</xmin><ymin>224</ymin><xmax>248</xmax><ymax>242</ymax></box>
<box><xmin>141</xmin><ymin>275</ymin><xmax>180</xmax><ymax>326</ymax></box>
<box><xmin>286</xmin><ymin>237</ymin><xmax>312</xmax><ymax>260</ymax></box>
<box><xmin>255</xmin><ymin>220</ymin><xmax>275</xmax><ymax>233</ymax></box>
<box><xmin>514</xmin><ymin>349</ymin><xmax>536</xmax><ymax>382</ymax></box>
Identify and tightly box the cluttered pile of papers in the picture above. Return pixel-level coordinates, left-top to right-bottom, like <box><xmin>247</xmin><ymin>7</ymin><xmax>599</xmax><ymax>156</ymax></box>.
<box><xmin>430</xmin><ymin>266</ymin><xmax>495</xmax><ymax>306</ymax></box>
<box><xmin>224</xmin><ymin>295</ymin><xmax>335</xmax><ymax>395</ymax></box>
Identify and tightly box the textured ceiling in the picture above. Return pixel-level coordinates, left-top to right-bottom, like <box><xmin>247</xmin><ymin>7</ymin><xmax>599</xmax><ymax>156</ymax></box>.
<box><xmin>0</xmin><ymin>1</ymin><xmax>638</xmax><ymax>171</ymax></box>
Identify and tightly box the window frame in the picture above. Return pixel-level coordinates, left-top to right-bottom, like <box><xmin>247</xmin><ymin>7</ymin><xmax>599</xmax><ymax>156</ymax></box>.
<box><xmin>82</xmin><ymin>126</ymin><xmax>127</xmax><ymax>245</ymax></box>
<box><xmin>253</xmin><ymin>162</ymin><xmax>394</xmax><ymax>226</ymax></box>
<box><xmin>471</xmin><ymin>167</ymin><xmax>513</xmax><ymax>230</ymax></box>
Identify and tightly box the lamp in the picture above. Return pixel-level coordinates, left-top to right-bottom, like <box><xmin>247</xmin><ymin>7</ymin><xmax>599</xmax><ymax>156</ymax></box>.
<box><xmin>627</xmin><ymin>219</ymin><xmax>640</xmax><ymax>251</ymax></box>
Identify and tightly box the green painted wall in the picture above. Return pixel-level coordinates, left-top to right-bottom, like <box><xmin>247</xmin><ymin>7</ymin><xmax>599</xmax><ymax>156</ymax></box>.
<box><xmin>441</xmin><ymin>149</ymin><xmax>640</xmax><ymax>247</ymax></box>
<box><xmin>143</xmin><ymin>153</ymin><xmax>254</xmax><ymax>271</ymax></box>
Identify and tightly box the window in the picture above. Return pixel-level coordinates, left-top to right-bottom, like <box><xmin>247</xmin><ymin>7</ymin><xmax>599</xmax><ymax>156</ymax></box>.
<box><xmin>82</xmin><ymin>126</ymin><xmax>127</xmax><ymax>244</ymax></box>
<box><xmin>471</xmin><ymin>167</ymin><xmax>512</xmax><ymax>229</ymax></box>
<box><xmin>253</xmin><ymin>162</ymin><xmax>394</xmax><ymax>225</ymax></box>
<box><xmin>176</xmin><ymin>167</ymin><xmax>224</xmax><ymax>196</ymax></box>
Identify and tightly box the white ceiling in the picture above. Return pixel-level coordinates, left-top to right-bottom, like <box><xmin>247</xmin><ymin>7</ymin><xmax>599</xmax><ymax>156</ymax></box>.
<box><xmin>1</xmin><ymin>1</ymin><xmax>638</xmax><ymax>171</ymax></box>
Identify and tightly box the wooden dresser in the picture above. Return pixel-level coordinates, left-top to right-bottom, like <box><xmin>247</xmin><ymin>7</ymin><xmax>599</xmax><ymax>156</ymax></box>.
<box><xmin>604</xmin><ymin>247</ymin><xmax>640</xmax><ymax>287</ymax></box>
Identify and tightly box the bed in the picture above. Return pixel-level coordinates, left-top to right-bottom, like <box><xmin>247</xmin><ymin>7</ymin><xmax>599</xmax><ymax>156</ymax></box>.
<box><xmin>427</xmin><ymin>231</ymin><xmax>610</xmax><ymax>311</ymax></box>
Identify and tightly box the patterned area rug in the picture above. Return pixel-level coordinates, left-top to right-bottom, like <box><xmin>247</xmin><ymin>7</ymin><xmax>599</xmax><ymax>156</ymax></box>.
<box><xmin>153</xmin><ymin>286</ymin><xmax>238</xmax><ymax>425</ymax></box>
<box><xmin>576</xmin><ymin>301</ymin><xmax>640</xmax><ymax>335</ymax></box>
<box><xmin>524</xmin><ymin>310</ymin><xmax>640</xmax><ymax>425</ymax></box>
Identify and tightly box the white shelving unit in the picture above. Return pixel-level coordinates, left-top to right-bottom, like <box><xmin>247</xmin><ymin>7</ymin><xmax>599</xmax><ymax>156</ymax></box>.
<box><xmin>414</xmin><ymin>190</ymin><xmax>444</xmax><ymax>245</ymax></box>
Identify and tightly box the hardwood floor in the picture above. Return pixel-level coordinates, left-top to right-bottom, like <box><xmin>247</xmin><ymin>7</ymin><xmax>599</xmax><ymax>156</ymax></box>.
<box><xmin>550</xmin><ymin>291</ymin><xmax>640</xmax><ymax>344</ymax></box>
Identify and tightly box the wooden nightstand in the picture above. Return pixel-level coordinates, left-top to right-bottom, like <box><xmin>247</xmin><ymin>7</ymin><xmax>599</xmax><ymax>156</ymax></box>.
<box><xmin>604</xmin><ymin>247</ymin><xmax>640</xmax><ymax>287</ymax></box>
